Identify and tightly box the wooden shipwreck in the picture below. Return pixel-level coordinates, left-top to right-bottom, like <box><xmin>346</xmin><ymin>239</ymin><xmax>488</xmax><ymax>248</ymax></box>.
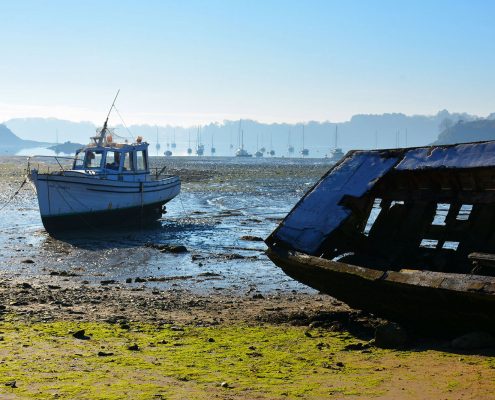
<box><xmin>266</xmin><ymin>141</ymin><xmax>495</xmax><ymax>334</ymax></box>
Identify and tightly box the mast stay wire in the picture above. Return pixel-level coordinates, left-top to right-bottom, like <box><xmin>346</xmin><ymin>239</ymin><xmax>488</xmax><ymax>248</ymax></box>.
<box><xmin>112</xmin><ymin>104</ymin><xmax>134</xmax><ymax>140</ymax></box>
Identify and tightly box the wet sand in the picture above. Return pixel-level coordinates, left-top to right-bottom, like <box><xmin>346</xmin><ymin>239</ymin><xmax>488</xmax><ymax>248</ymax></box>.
<box><xmin>0</xmin><ymin>156</ymin><xmax>494</xmax><ymax>399</ymax></box>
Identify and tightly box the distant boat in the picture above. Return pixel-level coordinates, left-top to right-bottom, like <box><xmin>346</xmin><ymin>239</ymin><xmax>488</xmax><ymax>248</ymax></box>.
<box><xmin>300</xmin><ymin>125</ymin><xmax>309</xmax><ymax>157</ymax></box>
<box><xmin>255</xmin><ymin>134</ymin><xmax>263</xmax><ymax>157</ymax></box>
<box><xmin>164</xmin><ymin>150</ymin><xmax>172</xmax><ymax>157</ymax></box>
<box><xmin>187</xmin><ymin>130</ymin><xmax>192</xmax><ymax>155</ymax></box>
<box><xmin>196</xmin><ymin>127</ymin><xmax>204</xmax><ymax>156</ymax></box>
<box><xmin>171</xmin><ymin>129</ymin><xmax>176</xmax><ymax>149</ymax></box>
<box><xmin>210</xmin><ymin>133</ymin><xmax>216</xmax><ymax>155</ymax></box>
<box><xmin>155</xmin><ymin>127</ymin><xmax>161</xmax><ymax>155</ymax></box>
<box><xmin>27</xmin><ymin>91</ymin><xmax>180</xmax><ymax>234</ymax></box>
<box><xmin>235</xmin><ymin>128</ymin><xmax>251</xmax><ymax>157</ymax></box>
<box><xmin>288</xmin><ymin>130</ymin><xmax>294</xmax><ymax>156</ymax></box>
<box><xmin>236</xmin><ymin>148</ymin><xmax>252</xmax><ymax>157</ymax></box>
<box><xmin>328</xmin><ymin>125</ymin><xmax>344</xmax><ymax>162</ymax></box>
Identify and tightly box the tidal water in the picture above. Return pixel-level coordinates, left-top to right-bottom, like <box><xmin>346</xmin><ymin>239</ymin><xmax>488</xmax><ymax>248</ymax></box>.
<box><xmin>0</xmin><ymin>156</ymin><xmax>333</xmax><ymax>294</ymax></box>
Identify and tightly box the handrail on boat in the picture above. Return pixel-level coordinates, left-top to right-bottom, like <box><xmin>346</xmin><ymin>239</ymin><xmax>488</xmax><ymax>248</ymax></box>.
<box><xmin>154</xmin><ymin>166</ymin><xmax>168</xmax><ymax>179</ymax></box>
<box><xmin>27</xmin><ymin>155</ymin><xmax>74</xmax><ymax>173</ymax></box>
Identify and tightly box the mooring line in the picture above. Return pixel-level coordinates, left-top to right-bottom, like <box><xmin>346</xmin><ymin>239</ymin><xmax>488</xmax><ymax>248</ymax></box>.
<box><xmin>0</xmin><ymin>178</ymin><xmax>28</xmax><ymax>212</ymax></box>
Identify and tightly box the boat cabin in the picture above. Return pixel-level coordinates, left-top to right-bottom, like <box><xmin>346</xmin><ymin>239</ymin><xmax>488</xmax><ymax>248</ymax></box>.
<box><xmin>72</xmin><ymin>141</ymin><xmax>150</xmax><ymax>180</ymax></box>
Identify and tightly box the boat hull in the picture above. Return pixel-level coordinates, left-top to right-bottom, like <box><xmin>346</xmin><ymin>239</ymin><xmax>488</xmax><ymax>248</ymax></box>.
<box><xmin>41</xmin><ymin>200</ymin><xmax>165</xmax><ymax>233</ymax></box>
<box><xmin>30</xmin><ymin>171</ymin><xmax>180</xmax><ymax>234</ymax></box>
<box><xmin>266</xmin><ymin>247</ymin><xmax>495</xmax><ymax>335</ymax></box>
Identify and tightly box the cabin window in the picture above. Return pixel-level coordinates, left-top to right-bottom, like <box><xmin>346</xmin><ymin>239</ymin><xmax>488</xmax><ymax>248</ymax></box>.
<box><xmin>85</xmin><ymin>150</ymin><xmax>103</xmax><ymax>169</ymax></box>
<box><xmin>122</xmin><ymin>151</ymin><xmax>134</xmax><ymax>171</ymax></box>
<box><xmin>136</xmin><ymin>150</ymin><xmax>147</xmax><ymax>171</ymax></box>
<box><xmin>73</xmin><ymin>151</ymin><xmax>85</xmax><ymax>169</ymax></box>
<box><xmin>105</xmin><ymin>151</ymin><xmax>121</xmax><ymax>171</ymax></box>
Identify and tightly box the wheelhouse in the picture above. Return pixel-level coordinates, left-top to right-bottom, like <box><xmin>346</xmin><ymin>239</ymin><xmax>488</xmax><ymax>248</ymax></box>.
<box><xmin>72</xmin><ymin>143</ymin><xmax>149</xmax><ymax>177</ymax></box>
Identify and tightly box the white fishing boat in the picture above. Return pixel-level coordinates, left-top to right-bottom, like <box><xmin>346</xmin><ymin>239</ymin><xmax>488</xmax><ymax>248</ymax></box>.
<box><xmin>27</xmin><ymin>93</ymin><xmax>181</xmax><ymax>234</ymax></box>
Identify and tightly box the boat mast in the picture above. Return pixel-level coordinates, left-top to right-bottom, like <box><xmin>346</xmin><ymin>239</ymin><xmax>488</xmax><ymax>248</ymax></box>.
<box><xmin>94</xmin><ymin>90</ymin><xmax>120</xmax><ymax>146</ymax></box>
<box><xmin>334</xmin><ymin>125</ymin><xmax>338</xmax><ymax>149</ymax></box>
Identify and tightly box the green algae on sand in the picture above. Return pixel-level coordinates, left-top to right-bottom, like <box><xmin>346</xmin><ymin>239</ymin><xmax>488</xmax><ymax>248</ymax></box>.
<box><xmin>0</xmin><ymin>319</ymin><xmax>494</xmax><ymax>399</ymax></box>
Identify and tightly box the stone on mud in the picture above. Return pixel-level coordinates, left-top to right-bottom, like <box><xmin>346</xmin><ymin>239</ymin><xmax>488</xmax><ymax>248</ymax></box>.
<box><xmin>240</xmin><ymin>235</ymin><xmax>264</xmax><ymax>242</ymax></box>
<box><xmin>374</xmin><ymin>322</ymin><xmax>408</xmax><ymax>348</ymax></box>
<box><xmin>72</xmin><ymin>329</ymin><xmax>90</xmax><ymax>340</ymax></box>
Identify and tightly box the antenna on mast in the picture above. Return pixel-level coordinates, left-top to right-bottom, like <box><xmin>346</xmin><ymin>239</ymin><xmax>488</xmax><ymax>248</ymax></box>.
<box><xmin>94</xmin><ymin>89</ymin><xmax>120</xmax><ymax>146</ymax></box>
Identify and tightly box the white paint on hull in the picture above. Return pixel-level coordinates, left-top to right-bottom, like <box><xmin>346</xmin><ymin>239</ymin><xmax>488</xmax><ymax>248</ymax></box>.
<box><xmin>30</xmin><ymin>171</ymin><xmax>180</xmax><ymax>218</ymax></box>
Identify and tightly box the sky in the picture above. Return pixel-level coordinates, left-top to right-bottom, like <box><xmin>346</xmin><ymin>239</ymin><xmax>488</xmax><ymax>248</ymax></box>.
<box><xmin>0</xmin><ymin>0</ymin><xmax>494</xmax><ymax>127</ymax></box>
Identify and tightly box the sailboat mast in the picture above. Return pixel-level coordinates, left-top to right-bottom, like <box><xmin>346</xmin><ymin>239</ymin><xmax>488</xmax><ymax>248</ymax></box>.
<box><xmin>302</xmin><ymin>125</ymin><xmax>305</xmax><ymax>149</ymax></box>
<box><xmin>334</xmin><ymin>125</ymin><xmax>338</xmax><ymax>149</ymax></box>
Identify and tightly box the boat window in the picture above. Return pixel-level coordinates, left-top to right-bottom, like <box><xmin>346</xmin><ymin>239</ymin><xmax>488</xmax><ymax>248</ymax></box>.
<box><xmin>442</xmin><ymin>241</ymin><xmax>460</xmax><ymax>250</ymax></box>
<box><xmin>363</xmin><ymin>198</ymin><xmax>382</xmax><ymax>236</ymax></box>
<box><xmin>136</xmin><ymin>150</ymin><xmax>147</xmax><ymax>171</ymax></box>
<box><xmin>432</xmin><ymin>203</ymin><xmax>450</xmax><ymax>226</ymax></box>
<box><xmin>105</xmin><ymin>151</ymin><xmax>121</xmax><ymax>171</ymax></box>
<box><xmin>420</xmin><ymin>239</ymin><xmax>438</xmax><ymax>249</ymax></box>
<box><xmin>85</xmin><ymin>150</ymin><xmax>103</xmax><ymax>169</ymax></box>
<box><xmin>122</xmin><ymin>151</ymin><xmax>134</xmax><ymax>171</ymax></box>
<box><xmin>73</xmin><ymin>151</ymin><xmax>85</xmax><ymax>169</ymax></box>
<box><xmin>457</xmin><ymin>204</ymin><xmax>472</xmax><ymax>221</ymax></box>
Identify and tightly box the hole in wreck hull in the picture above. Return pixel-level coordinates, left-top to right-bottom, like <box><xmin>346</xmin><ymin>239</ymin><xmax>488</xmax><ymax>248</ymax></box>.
<box><xmin>317</xmin><ymin>168</ymin><xmax>495</xmax><ymax>277</ymax></box>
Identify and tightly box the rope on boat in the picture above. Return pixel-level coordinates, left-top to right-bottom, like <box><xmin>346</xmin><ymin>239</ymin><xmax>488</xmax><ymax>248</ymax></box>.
<box><xmin>0</xmin><ymin>178</ymin><xmax>27</xmax><ymax>212</ymax></box>
<box><xmin>112</xmin><ymin>105</ymin><xmax>134</xmax><ymax>140</ymax></box>
<box><xmin>178</xmin><ymin>193</ymin><xmax>188</xmax><ymax>218</ymax></box>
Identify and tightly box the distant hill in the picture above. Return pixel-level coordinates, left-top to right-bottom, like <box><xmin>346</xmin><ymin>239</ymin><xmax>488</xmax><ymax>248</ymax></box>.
<box><xmin>0</xmin><ymin>124</ymin><xmax>49</xmax><ymax>148</ymax></box>
<box><xmin>433</xmin><ymin>119</ymin><xmax>495</xmax><ymax>145</ymax></box>
<box><xmin>4</xmin><ymin>118</ymin><xmax>95</xmax><ymax>146</ymax></box>
<box><xmin>3</xmin><ymin>110</ymin><xmax>493</xmax><ymax>156</ymax></box>
<box><xmin>0</xmin><ymin>124</ymin><xmax>24</xmax><ymax>145</ymax></box>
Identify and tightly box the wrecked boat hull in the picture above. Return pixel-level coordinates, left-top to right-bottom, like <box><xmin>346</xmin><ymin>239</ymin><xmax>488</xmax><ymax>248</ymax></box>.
<box><xmin>267</xmin><ymin>248</ymin><xmax>495</xmax><ymax>334</ymax></box>
<box><xmin>266</xmin><ymin>140</ymin><xmax>495</xmax><ymax>334</ymax></box>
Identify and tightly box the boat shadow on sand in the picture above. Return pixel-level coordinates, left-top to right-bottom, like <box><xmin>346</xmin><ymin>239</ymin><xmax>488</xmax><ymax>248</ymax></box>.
<box><xmin>42</xmin><ymin>218</ymin><xmax>219</xmax><ymax>251</ymax></box>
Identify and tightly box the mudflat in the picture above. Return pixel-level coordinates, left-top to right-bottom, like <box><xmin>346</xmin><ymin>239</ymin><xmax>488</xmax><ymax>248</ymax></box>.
<box><xmin>0</xmin><ymin>156</ymin><xmax>493</xmax><ymax>399</ymax></box>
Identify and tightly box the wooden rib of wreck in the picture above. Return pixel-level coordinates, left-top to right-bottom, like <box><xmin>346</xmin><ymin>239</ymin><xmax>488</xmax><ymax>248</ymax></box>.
<box><xmin>266</xmin><ymin>141</ymin><xmax>495</xmax><ymax>334</ymax></box>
